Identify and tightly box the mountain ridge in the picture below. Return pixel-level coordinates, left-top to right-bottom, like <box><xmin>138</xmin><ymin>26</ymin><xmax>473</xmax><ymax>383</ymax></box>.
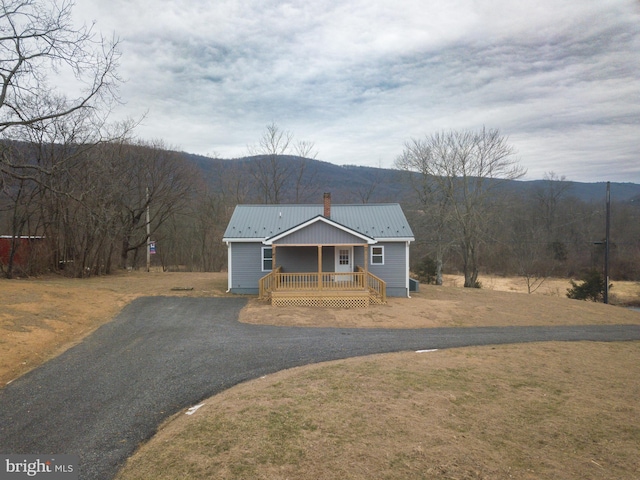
<box><xmin>185</xmin><ymin>153</ymin><xmax>640</xmax><ymax>204</ymax></box>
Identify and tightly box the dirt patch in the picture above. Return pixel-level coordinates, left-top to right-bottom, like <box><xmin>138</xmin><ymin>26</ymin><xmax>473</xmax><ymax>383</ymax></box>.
<box><xmin>116</xmin><ymin>342</ymin><xmax>640</xmax><ymax>480</ymax></box>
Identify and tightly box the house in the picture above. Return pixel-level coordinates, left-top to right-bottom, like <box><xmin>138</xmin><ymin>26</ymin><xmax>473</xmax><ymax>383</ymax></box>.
<box><xmin>222</xmin><ymin>193</ymin><xmax>415</xmax><ymax>307</ymax></box>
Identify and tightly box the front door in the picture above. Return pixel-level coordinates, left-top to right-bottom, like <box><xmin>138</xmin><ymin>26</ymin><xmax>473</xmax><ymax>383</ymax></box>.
<box><xmin>335</xmin><ymin>247</ymin><xmax>353</xmax><ymax>282</ymax></box>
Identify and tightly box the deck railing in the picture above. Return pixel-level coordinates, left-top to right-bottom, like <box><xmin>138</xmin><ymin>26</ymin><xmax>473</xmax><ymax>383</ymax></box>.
<box><xmin>258</xmin><ymin>266</ymin><xmax>280</xmax><ymax>299</ymax></box>
<box><xmin>356</xmin><ymin>266</ymin><xmax>387</xmax><ymax>303</ymax></box>
<box><xmin>276</xmin><ymin>271</ymin><xmax>366</xmax><ymax>290</ymax></box>
<box><xmin>259</xmin><ymin>267</ymin><xmax>386</xmax><ymax>303</ymax></box>
<box><xmin>364</xmin><ymin>270</ymin><xmax>386</xmax><ymax>304</ymax></box>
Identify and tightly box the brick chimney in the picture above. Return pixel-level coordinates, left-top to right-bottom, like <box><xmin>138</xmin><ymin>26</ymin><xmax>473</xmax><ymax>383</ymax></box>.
<box><xmin>323</xmin><ymin>192</ymin><xmax>331</xmax><ymax>218</ymax></box>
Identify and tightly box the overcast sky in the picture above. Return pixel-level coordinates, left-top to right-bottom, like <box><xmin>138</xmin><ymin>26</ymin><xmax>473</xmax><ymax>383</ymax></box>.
<box><xmin>74</xmin><ymin>0</ymin><xmax>640</xmax><ymax>183</ymax></box>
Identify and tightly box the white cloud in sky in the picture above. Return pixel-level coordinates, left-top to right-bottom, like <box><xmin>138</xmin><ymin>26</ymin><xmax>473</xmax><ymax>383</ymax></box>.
<box><xmin>73</xmin><ymin>0</ymin><xmax>640</xmax><ymax>182</ymax></box>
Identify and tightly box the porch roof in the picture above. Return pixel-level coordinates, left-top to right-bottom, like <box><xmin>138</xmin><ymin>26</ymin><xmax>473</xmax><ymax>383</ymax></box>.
<box><xmin>222</xmin><ymin>203</ymin><xmax>414</xmax><ymax>242</ymax></box>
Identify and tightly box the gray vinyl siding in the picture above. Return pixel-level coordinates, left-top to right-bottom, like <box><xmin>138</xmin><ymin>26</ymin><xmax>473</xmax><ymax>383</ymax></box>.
<box><xmin>277</xmin><ymin>246</ymin><xmax>317</xmax><ymax>273</ymax></box>
<box><xmin>229</xmin><ymin>242</ymin><xmax>264</xmax><ymax>294</ymax></box>
<box><xmin>386</xmin><ymin>286</ymin><xmax>408</xmax><ymax>297</ymax></box>
<box><xmin>275</xmin><ymin>245</ymin><xmax>336</xmax><ymax>272</ymax></box>
<box><xmin>369</xmin><ymin>242</ymin><xmax>408</xmax><ymax>297</ymax></box>
<box><xmin>274</xmin><ymin>221</ymin><xmax>366</xmax><ymax>245</ymax></box>
<box><xmin>353</xmin><ymin>246</ymin><xmax>365</xmax><ymax>269</ymax></box>
<box><xmin>322</xmin><ymin>246</ymin><xmax>334</xmax><ymax>272</ymax></box>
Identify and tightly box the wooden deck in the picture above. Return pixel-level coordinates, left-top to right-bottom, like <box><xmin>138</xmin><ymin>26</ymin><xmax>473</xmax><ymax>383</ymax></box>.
<box><xmin>259</xmin><ymin>268</ymin><xmax>386</xmax><ymax>308</ymax></box>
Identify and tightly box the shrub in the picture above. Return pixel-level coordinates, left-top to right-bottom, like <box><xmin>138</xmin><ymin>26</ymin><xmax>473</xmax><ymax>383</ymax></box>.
<box><xmin>414</xmin><ymin>256</ymin><xmax>437</xmax><ymax>284</ymax></box>
<box><xmin>566</xmin><ymin>269</ymin><xmax>610</xmax><ymax>302</ymax></box>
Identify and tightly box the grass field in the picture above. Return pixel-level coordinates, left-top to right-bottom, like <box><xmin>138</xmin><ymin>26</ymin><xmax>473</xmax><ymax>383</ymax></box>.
<box><xmin>116</xmin><ymin>343</ymin><xmax>640</xmax><ymax>480</ymax></box>
<box><xmin>1</xmin><ymin>272</ymin><xmax>639</xmax><ymax>479</ymax></box>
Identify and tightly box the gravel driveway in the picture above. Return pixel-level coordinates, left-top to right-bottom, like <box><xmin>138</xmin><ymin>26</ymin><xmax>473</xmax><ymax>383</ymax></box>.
<box><xmin>1</xmin><ymin>297</ymin><xmax>638</xmax><ymax>479</ymax></box>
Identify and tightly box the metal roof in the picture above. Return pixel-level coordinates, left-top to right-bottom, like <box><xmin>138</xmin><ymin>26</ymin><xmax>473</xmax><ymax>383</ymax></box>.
<box><xmin>223</xmin><ymin>204</ymin><xmax>414</xmax><ymax>241</ymax></box>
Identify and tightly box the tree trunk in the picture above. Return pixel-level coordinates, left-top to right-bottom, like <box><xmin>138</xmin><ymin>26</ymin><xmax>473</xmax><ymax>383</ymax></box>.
<box><xmin>435</xmin><ymin>256</ymin><xmax>443</xmax><ymax>286</ymax></box>
<box><xmin>121</xmin><ymin>237</ymin><xmax>130</xmax><ymax>270</ymax></box>
<box><xmin>464</xmin><ymin>267</ymin><xmax>479</xmax><ymax>288</ymax></box>
<box><xmin>462</xmin><ymin>242</ymin><xmax>479</xmax><ymax>287</ymax></box>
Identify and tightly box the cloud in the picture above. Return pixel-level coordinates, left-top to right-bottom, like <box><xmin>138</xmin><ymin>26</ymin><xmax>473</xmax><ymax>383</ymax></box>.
<box><xmin>73</xmin><ymin>0</ymin><xmax>640</xmax><ymax>182</ymax></box>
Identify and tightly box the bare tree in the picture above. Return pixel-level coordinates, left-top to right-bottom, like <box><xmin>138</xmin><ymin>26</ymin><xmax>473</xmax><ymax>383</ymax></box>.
<box><xmin>394</xmin><ymin>158</ymin><xmax>453</xmax><ymax>285</ymax></box>
<box><xmin>396</xmin><ymin>127</ymin><xmax>525</xmax><ymax>287</ymax></box>
<box><xmin>356</xmin><ymin>174</ymin><xmax>379</xmax><ymax>203</ymax></box>
<box><xmin>353</xmin><ymin>162</ymin><xmax>385</xmax><ymax>204</ymax></box>
<box><xmin>292</xmin><ymin>139</ymin><xmax>319</xmax><ymax>203</ymax></box>
<box><xmin>248</xmin><ymin>122</ymin><xmax>292</xmax><ymax>157</ymax></box>
<box><xmin>501</xmin><ymin>171</ymin><xmax>572</xmax><ymax>291</ymax></box>
<box><xmin>96</xmin><ymin>140</ymin><xmax>198</xmax><ymax>270</ymax></box>
<box><xmin>219</xmin><ymin>161</ymin><xmax>256</xmax><ymax>205</ymax></box>
<box><xmin>247</xmin><ymin>123</ymin><xmax>292</xmax><ymax>203</ymax></box>
<box><xmin>247</xmin><ymin>122</ymin><xmax>319</xmax><ymax>203</ymax></box>
<box><xmin>294</xmin><ymin>140</ymin><xmax>317</xmax><ymax>159</ymax></box>
<box><xmin>0</xmin><ymin>100</ymin><xmax>107</xmax><ymax>277</ymax></box>
<box><xmin>534</xmin><ymin>171</ymin><xmax>572</xmax><ymax>236</ymax></box>
<box><xmin>0</xmin><ymin>0</ymin><xmax>123</xmax><ymax>276</ymax></box>
<box><xmin>0</xmin><ymin>0</ymin><xmax>120</xmax><ymax>140</ymax></box>
<box><xmin>508</xmin><ymin>202</ymin><xmax>558</xmax><ymax>293</ymax></box>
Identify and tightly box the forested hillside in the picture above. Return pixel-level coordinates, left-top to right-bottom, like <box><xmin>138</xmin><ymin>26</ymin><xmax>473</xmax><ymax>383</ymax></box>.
<box><xmin>2</xmin><ymin>144</ymin><xmax>639</xmax><ymax>284</ymax></box>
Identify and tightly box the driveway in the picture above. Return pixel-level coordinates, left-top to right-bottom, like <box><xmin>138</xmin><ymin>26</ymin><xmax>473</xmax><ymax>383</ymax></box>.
<box><xmin>1</xmin><ymin>297</ymin><xmax>638</xmax><ymax>479</ymax></box>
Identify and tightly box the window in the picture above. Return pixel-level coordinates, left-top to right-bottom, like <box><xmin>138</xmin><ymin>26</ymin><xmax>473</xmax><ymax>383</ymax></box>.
<box><xmin>339</xmin><ymin>249</ymin><xmax>350</xmax><ymax>265</ymax></box>
<box><xmin>371</xmin><ymin>246</ymin><xmax>384</xmax><ymax>265</ymax></box>
<box><xmin>262</xmin><ymin>247</ymin><xmax>273</xmax><ymax>271</ymax></box>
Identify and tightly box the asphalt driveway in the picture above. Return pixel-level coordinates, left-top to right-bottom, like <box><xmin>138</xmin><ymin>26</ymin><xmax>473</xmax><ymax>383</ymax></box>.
<box><xmin>1</xmin><ymin>297</ymin><xmax>639</xmax><ymax>479</ymax></box>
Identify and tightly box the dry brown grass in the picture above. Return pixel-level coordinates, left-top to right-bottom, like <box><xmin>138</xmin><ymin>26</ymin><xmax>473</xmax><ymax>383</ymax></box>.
<box><xmin>1</xmin><ymin>272</ymin><xmax>639</xmax><ymax>479</ymax></box>
<box><xmin>116</xmin><ymin>343</ymin><xmax>640</xmax><ymax>480</ymax></box>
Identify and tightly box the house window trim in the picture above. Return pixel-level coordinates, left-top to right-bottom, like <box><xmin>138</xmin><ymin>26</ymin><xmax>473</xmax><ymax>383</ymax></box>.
<box><xmin>262</xmin><ymin>246</ymin><xmax>273</xmax><ymax>272</ymax></box>
<box><xmin>370</xmin><ymin>245</ymin><xmax>385</xmax><ymax>265</ymax></box>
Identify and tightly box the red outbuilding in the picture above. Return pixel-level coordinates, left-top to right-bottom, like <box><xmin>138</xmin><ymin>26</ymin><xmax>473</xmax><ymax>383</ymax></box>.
<box><xmin>0</xmin><ymin>236</ymin><xmax>44</xmax><ymax>267</ymax></box>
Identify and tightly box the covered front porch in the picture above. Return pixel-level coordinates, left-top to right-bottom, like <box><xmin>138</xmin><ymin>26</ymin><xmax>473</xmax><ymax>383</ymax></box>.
<box><xmin>259</xmin><ymin>244</ymin><xmax>386</xmax><ymax>308</ymax></box>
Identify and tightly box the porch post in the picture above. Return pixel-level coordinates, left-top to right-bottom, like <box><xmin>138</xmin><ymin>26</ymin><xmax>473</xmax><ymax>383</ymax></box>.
<box><xmin>363</xmin><ymin>244</ymin><xmax>368</xmax><ymax>289</ymax></box>
<box><xmin>318</xmin><ymin>245</ymin><xmax>323</xmax><ymax>290</ymax></box>
<box><xmin>363</xmin><ymin>244</ymin><xmax>369</xmax><ymax>276</ymax></box>
<box><xmin>272</xmin><ymin>244</ymin><xmax>276</xmax><ymax>273</ymax></box>
<box><xmin>272</xmin><ymin>244</ymin><xmax>277</xmax><ymax>291</ymax></box>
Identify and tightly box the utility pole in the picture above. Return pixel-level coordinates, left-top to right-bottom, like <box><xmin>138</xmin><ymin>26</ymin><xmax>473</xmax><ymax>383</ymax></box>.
<box><xmin>146</xmin><ymin>187</ymin><xmax>151</xmax><ymax>273</ymax></box>
<box><xmin>604</xmin><ymin>181</ymin><xmax>610</xmax><ymax>304</ymax></box>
